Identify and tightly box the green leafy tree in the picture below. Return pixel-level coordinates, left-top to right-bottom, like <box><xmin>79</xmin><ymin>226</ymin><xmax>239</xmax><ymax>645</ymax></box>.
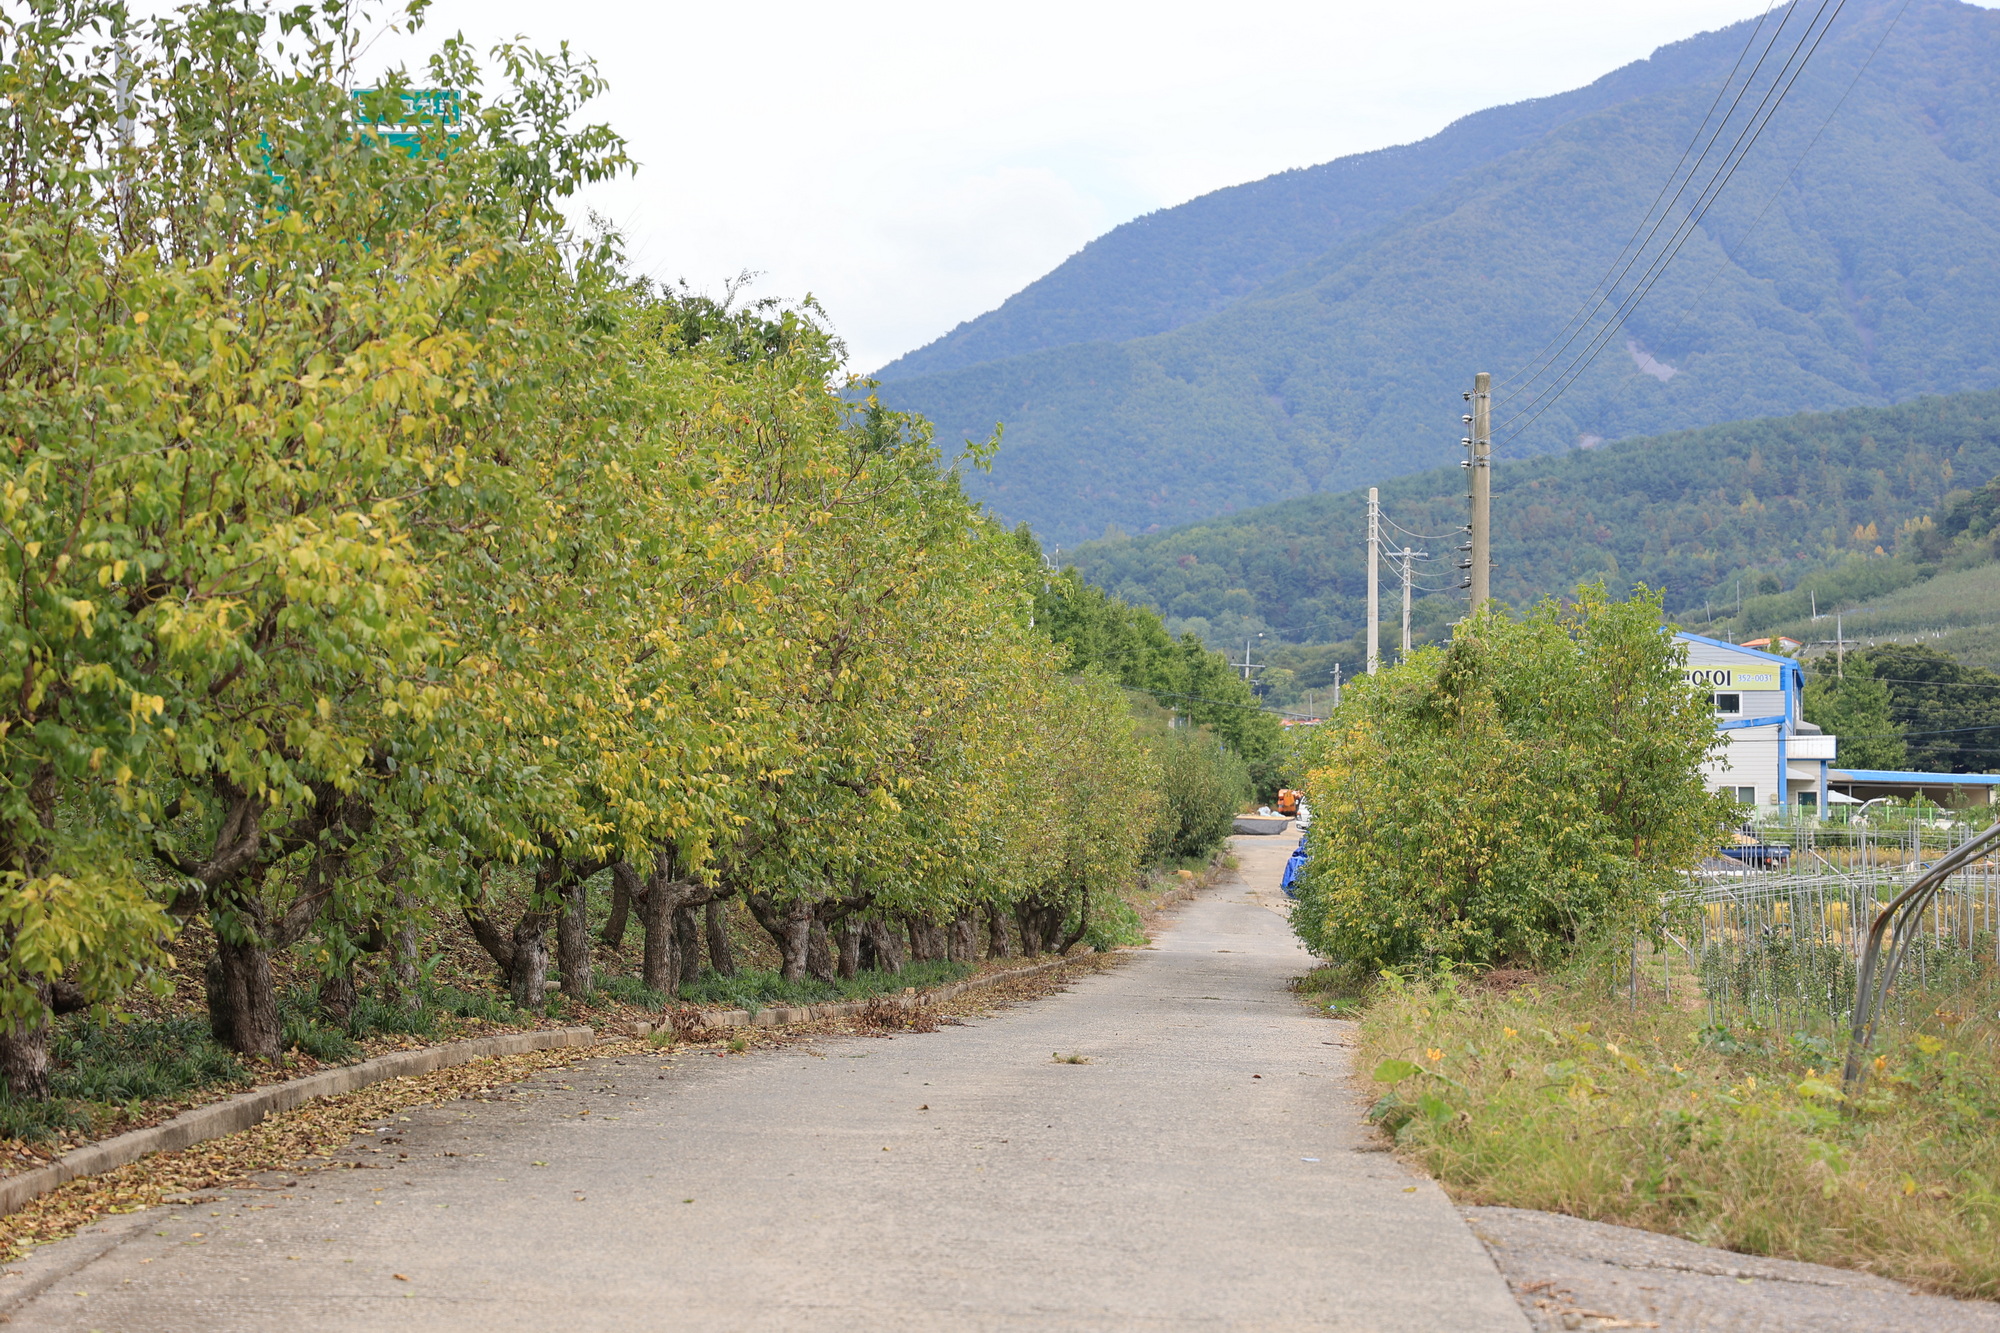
<box><xmin>1854</xmin><ymin>644</ymin><xmax>2000</xmax><ymax>774</ymax></box>
<box><xmin>1802</xmin><ymin>659</ymin><xmax>1907</xmax><ymax>771</ymax></box>
<box><xmin>1291</xmin><ymin>585</ymin><xmax>1732</xmax><ymax>969</ymax></box>
<box><xmin>1144</xmin><ymin>727</ymin><xmax>1249</xmax><ymax>862</ymax></box>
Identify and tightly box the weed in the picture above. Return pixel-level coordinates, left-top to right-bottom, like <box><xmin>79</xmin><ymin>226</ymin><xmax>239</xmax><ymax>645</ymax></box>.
<box><xmin>1052</xmin><ymin>1052</ymin><xmax>1091</xmax><ymax>1064</ymax></box>
<box><xmin>596</xmin><ymin>974</ymin><xmax>669</xmax><ymax>1012</ymax></box>
<box><xmin>1359</xmin><ymin>964</ymin><xmax>2000</xmax><ymax>1300</ymax></box>
<box><xmin>51</xmin><ymin>1016</ymin><xmax>245</xmax><ymax>1105</ymax></box>
<box><xmin>726</xmin><ymin>1036</ymin><xmax>748</xmax><ymax>1054</ymax></box>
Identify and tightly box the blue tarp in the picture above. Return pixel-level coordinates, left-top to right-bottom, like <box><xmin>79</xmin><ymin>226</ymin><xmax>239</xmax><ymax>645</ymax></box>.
<box><xmin>1280</xmin><ymin>836</ymin><xmax>1308</xmax><ymax>898</ymax></box>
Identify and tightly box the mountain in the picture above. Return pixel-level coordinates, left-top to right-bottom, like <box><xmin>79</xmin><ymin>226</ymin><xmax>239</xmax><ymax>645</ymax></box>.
<box><xmin>1058</xmin><ymin>387</ymin><xmax>2000</xmax><ymax>656</ymax></box>
<box><xmin>876</xmin><ymin>0</ymin><xmax>2000</xmax><ymax>545</ymax></box>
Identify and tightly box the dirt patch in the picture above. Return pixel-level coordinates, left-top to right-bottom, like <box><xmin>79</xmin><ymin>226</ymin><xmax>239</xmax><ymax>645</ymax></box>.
<box><xmin>1475</xmin><ymin>968</ymin><xmax>1540</xmax><ymax>996</ymax></box>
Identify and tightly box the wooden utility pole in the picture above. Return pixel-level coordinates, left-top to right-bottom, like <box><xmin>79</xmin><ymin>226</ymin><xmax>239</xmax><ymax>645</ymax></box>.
<box><xmin>1468</xmin><ymin>372</ymin><xmax>1492</xmax><ymax>611</ymax></box>
<box><xmin>1367</xmin><ymin>487</ymin><xmax>1380</xmax><ymax>674</ymax></box>
<box><xmin>1397</xmin><ymin>546</ymin><xmax>1430</xmax><ymax>656</ymax></box>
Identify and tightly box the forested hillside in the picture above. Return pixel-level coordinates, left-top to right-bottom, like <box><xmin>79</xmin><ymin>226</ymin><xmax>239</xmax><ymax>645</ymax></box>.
<box><xmin>1062</xmin><ymin>388</ymin><xmax>2000</xmax><ymax>655</ymax></box>
<box><xmin>876</xmin><ymin>0</ymin><xmax>2000</xmax><ymax>544</ymax></box>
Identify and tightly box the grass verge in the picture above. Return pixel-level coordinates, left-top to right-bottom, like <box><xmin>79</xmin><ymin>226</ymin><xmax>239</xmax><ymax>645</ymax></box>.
<box><xmin>600</xmin><ymin>959</ymin><xmax>976</xmax><ymax>1015</ymax></box>
<box><xmin>1354</xmin><ymin>965</ymin><xmax>2000</xmax><ymax>1301</ymax></box>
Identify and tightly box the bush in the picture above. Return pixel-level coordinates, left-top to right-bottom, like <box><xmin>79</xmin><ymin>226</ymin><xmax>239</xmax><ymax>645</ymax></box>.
<box><xmin>1146</xmin><ymin>727</ymin><xmax>1249</xmax><ymax>862</ymax></box>
<box><xmin>1072</xmin><ymin>895</ymin><xmax>1146</xmax><ymax>951</ymax></box>
<box><xmin>1292</xmin><ymin>584</ymin><xmax>1733</xmax><ymax>970</ymax></box>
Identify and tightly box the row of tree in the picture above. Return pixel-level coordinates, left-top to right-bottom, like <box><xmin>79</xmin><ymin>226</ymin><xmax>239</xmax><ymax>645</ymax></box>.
<box><xmin>0</xmin><ymin>1</ymin><xmax>1255</xmax><ymax>1098</ymax></box>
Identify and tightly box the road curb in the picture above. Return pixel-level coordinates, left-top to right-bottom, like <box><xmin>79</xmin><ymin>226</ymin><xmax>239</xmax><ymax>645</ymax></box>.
<box><xmin>0</xmin><ymin>1025</ymin><xmax>596</xmax><ymax>1218</ymax></box>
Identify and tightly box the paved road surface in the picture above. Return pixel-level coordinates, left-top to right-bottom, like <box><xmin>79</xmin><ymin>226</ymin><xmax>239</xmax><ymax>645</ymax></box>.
<box><xmin>4</xmin><ymin>833</ymin><xmax>1529</xmax><ymax>1331</ymax></box>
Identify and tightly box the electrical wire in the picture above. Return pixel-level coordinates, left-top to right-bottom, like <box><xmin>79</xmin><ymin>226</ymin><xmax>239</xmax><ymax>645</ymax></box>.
<box><xmin>1655</xmin><ymin>0</ymin><xmax>1906</xmax><ymax>359</ymax></box>
<box><xmin>1496</xmin><ymin>0</ymin><xmax>1849</xmax><ymax>448</ymax></box>
<box><xmin>1499</xmin><ymin>0</ymin><xmax>1786</xmax><ymax>405</ymax></box>
<box><xmin>1499</xmin><ymin>0</ymin><xmax>1847</xmax><ymax>445</ymax></box>
<box><xmin>1498</xmin><ymin>0</ymin><xmax>1810</xmax><ymax>413</ymax></box>
<box><xmin>1566</xmin><ymin>0</ymin><xmax>1910</xmax><ymax>445</ymax></box>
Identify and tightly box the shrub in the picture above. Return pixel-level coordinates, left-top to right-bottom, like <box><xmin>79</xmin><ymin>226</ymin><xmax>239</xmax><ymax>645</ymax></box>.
<box><xmin>1292</xmin><ymin>584</ymin><xmax>1733</xmax><ymax>969</ymax></box>
<box><xmin>1146</xmin><ymin>727</ymin><xmax>1249</xmax><ymax>861</ymax></box>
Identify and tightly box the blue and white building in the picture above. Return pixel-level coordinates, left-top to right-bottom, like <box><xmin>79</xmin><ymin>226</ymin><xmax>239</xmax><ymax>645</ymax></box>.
<box><xmin>1679</xmin><ymin>633</ymin><xmax>1835</xmax><ymax>812</ymax></box>
<box><xmin>1678</xmin><ymin>631</ymin><xmax>2000</xmax><ymax>812</ymax></box>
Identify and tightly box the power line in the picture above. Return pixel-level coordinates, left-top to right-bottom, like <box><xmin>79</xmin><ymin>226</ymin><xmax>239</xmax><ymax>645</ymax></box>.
<box><xmin>1499</xmin><ymin>0</ymin><xmax>1785</xmax><ymax>406</ymax></box>
<box><xmin>1657</xmin><ymin>0</ymin><xmax>1907</xmax><ymax>355</ymax></box>
<box><xmin>1567</xmin><ymin>0</ymin><xmax>1911</xmax><ymax>445</ymax></box>
<box><xmin>1500</xmin><ymin>0</ymin><xmax>1847</xmax><ymax>446</ymax></box>
<box><xmin>1496</xmin><ymin>0</ymin><xmax>1849</xmax><ymax>448</ymax></box>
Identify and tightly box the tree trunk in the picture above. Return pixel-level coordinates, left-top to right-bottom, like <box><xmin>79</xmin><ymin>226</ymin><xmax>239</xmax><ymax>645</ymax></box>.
<box><xmin>907</xmin><ymin>917</ymin><xmax>948</xmax><ymax>963</ymax></box>
<box><xmin>986</xmin><ymin>905</ymin><xmax>1013</xmax><ymax>959</ymax></box>
<box><xmin>779</xmin><ymin>904</ymin><xmax>814</xmax><ymax>983</ymax></box>
<box><xmin>806</xmin><ymin>919</ymin><xmax>836</xmax><ymax>982</ymax></box>
<box><xmin>318</xmin><ymin>964</ymin><xmax>357</xmax><ymax>1028</ymax></box>
<box><xmin>210</xmin><ymin>933</ymin><xmax>282</xmax><ymax>1061</ymax></box>
<box><xmin>599</xmin><ymin>865</ymin><xmax>635</xmax><ymax>948</ymax></box>
<box><xmin>836</xmin><ymin>919</ymin><xmax>861</xmax><ymax>979</ymax></box>
<box><xmin>508</xmin><ymin>912</ymin><xmax>550</xmax><ymax>1010</ymax></box>
<box><xmin>1057</xmin><ymin>889</ymin><xmax>1093</xmax><ymax>955</ymax></box>
<box><xmin>390</xmin><ymin>911</ymin><xmax>420</xmax><ymax>1010</ymax></box>
<box><xmin>861</xmin><ymin>918</ymin><xmax>904</xmax><ymax>974</ymax></box>
<box><xmin>206</xmin><ymin>886</ymin><xmax>283</xmax><ymax>1062</ymax></box>
<box><xmin>704</xmin><ymin>898</ymin><xmax>736</xmax><ymax>977</ymax></box>
<box><xmin>554</xmin><ymin>864</ymin><xmax>592</xmax><ymax>1001</ymax></box>
<box><xmin>640</xmin><ymin>879</ymin><xmax>675</xmax><ymax>995</ymax></box>
<box><xmin>1016</xmin><ymin>899</ymin><xmax>1063</xmax><ymax>956</ymax></box>
<box><xmin>673</xmin><ymin>906</ymin><xmax>703</xmax><ymax>988</ymax></box>
<box><xmin>948</xmin><ymin>910</ymin><xmax>978</xmax><ymax>964</ymax></box>
<box><xmin>0</xmin><ymin>980</ymin><xmax>53</xmax><ymax>1098</ymax></box>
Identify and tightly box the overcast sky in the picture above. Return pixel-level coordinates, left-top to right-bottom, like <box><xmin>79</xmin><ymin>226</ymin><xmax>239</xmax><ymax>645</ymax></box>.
<box><xmin>353</xmin><ymin>1</ymin><xmax>1893</xmax><ymax>372</ymax></box>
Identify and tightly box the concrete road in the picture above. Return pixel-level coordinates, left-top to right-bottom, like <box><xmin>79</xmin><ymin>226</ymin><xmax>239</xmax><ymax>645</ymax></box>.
<box><xmin>4</xmin><ymin>834</ymin><xmax>1528</xmax><ymax>1331</ymax></box>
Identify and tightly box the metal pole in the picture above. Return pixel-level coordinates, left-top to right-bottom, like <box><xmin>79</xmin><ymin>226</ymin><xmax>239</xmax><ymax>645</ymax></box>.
<box><xmin>1367</xmin><ymin>488</ymin><xmax>1380</xmax><ymax>674</ymax></box>
<box><xmin>1400</xmin><ymin>548</ymin><xmax>1413</xmax><ymax>657</ymax></box>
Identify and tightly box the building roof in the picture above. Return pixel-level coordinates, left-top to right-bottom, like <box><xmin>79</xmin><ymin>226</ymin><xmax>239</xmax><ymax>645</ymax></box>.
<box><xmin>1674</xmin><ymin>631</ymin><xmax>1801</xmax><ymax>668</ymax></box>
<box><xmin>1828</xmin><ymin>768</ymin><xmax>2000</xmax><ymax>785</ymax></box>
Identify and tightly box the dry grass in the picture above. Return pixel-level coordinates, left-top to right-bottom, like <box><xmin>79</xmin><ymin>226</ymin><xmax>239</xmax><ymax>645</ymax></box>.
<box><xmin>1356</xmin><ymin>965</ymin><xmax>2000</xmax><ymax>1300</ymax></box>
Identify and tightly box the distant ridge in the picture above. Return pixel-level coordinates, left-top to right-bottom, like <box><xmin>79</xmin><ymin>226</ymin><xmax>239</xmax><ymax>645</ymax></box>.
<box><xmin>878</xmin><ymin>0</ymin><xmax>2000</xmax><ymax>546</ymax></box>
<box><xmin>1060</xmin><ymin>387</ymin><xmax>2000</xmax><ymax>649</ymax></box>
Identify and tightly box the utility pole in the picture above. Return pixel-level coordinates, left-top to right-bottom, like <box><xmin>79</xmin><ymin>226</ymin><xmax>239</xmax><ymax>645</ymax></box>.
<box><xmin>1367</xmin><ymin>487</ymin><xmax>1380</xmax><ymax>674</ymax></box>
<box><xmin>1332</xmin><ymin>662</ymin><xmax>1343</xmax><ymax>708</ymax></box>
<box><xmin>1397</xmin><ymin>546</ymin><xmax>1430</xmax><ymax>656</ymax></box>
<box><xmin>1232</xmin><ymin>632</ymin><xmax>1265</xmax><ymax>682</ymax></box>
<box><xmin>1462</xmin><ymin>372</ymin><xmax>1492</xmax><ymax>612</ymax></box>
